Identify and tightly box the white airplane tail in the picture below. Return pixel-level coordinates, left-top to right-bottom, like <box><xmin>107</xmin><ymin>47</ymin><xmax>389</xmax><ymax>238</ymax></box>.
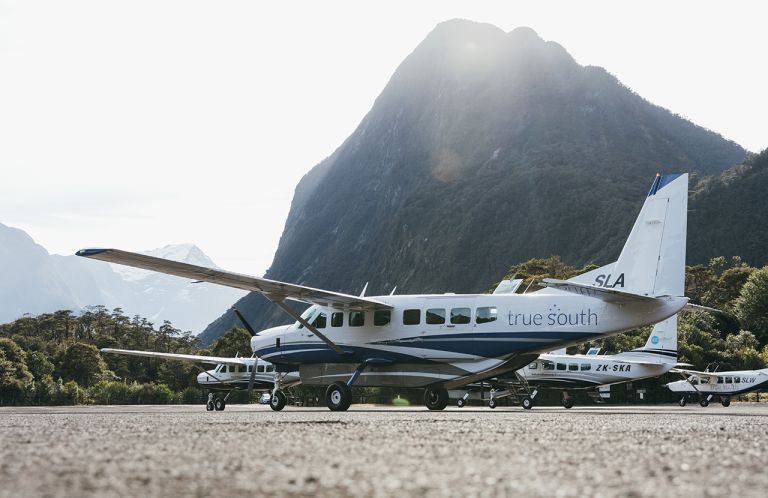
<box><xmin>615</xmin><ymin>314</ymin><xmax>678</xmax><ymax>364</ymax></box>
<box><xmin>570</xmin><ymin>173</ymin><xmax>688</xmax><ymax>298</ymax></box>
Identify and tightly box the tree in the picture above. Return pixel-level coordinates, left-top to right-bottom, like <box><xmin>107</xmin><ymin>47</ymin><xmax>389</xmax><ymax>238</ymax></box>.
<box><xmin>0</xmin><ymin>338</ymin><xmax>33</xmax><ymax>404</ymax></box>
<box><xmin>734</xmin><ymin>266</ymin><xmax>768</xmax><ymax>345</ymax></box>
<box><xmin>210</xmin><ymin>327</ymin><xmax>252</xmax><ymax>358</ymax></box>
<box><xmin>59</xmin><ymin>342</ymin><xmax>107</xmax><ymax>387</ymax></box>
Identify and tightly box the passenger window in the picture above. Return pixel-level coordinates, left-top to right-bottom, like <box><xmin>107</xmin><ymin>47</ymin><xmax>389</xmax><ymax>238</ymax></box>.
<box><xmin>580</xmin><ymin>364</ymin><xmax>591</xmax><ymax>371</ymax></box>
<box><xmin>726</xmin><ymin>377</ymin><xmax>733</xmax><ymax>384</ymax></box>
<box><xmin>734</xmin><ymin>377</ymin><xmax>740</xmax><ymax>383</ymax></box>
<box><xmin>475</xmin><ymin>306</ymin><xmax>498</xmax><ymax>324</ymax></box>
<box><xmin>331</xmin><ymin>312</ymin><xmax>344</xmax><ymax>327</ymax></box>
<box><xmin>374</xmin><ymin>310</ymin><xmax>391</xmax><ymax>326</ymax></box>
<box><xmin>228</xmin><ymin>365</ymin><xmax>235</xmax><ymax>373</ymax></box>
<box><xmin>238</xmin><ymin>365</ymin><xmax>246</xmax><ymax>373</ymax></box>
<box><xmin>257</xmin><ymin>365</ymin><xmax>265</xmax><ymax>373</ymax></box>
<box><xmin>450</xmin><ymin>307</ymin><xmax>471</xmax><ymax>325</ymax></box>
<box><xmin>717</xmin><ymin>377</ymin><xmax>724</xmax><ymax>384</ymax></box>
<box><xmin>266</xmin><ymin>365</ymin><xmax>274</xmax><ymax>373</ymax></box>
<box><xmin>568</xmin><ymin>364</ymin><xmax>578</xmax><ymax>371</ymax></box>
<box><xmin>349</xmin><ymin>311</ymin><xmax>365</xmax><ymax>327</ymax></box>
<box><xmin>542</xmin><ymin>361</ymin><xmax>554</xmax><ymax>370</ymax></box>
<box><xmin>528</xmin><ymin>362</ymin><xmax>538</xmax><ymax>369</ymax></box>
<box><xmin>313</xmin><ymin>313</ymin><xmax>327</xmax><ymax>329</ymax></box>
<box><xmin>403</xmin><ymin>309</ymin><xmax>420</xmax><ymax>325</ymax></box>
<box><xmin>556</xmin><ymin>363</ymin><xmax>566</xmax><ymax>371</ymax></box>
<box><xmin>426</xmin><ymin>308</ymin><xmax>445</xmax><ymax>325</ymax></box>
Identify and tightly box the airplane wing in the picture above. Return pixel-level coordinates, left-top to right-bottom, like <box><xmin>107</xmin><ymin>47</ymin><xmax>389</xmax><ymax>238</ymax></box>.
<box><xmin>77</xmin><ymin>248</ymin><xmax>392</xmax><ymax>311</ymax></box>
<box><xmin>100</xmin><ymin>348</ymin><xmax>250</xmax><ymax>365</ymax></box>
<box><xmin>670</xmin><ymin>367</ymin><xmax>720</xmax><ymax>381</ymax></box>
<box><xmin>539</xmin><ymin>279</ymin><xmax>658</xmax><ymax>303</ymax></box>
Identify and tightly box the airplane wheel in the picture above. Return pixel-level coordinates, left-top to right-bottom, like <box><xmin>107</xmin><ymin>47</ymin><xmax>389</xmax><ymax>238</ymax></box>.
<box><xmin>678</xmin><ymin>398</ymin><xmax>686</xmax><ymax>407</ymax></box>
<box><xmin>562</xmin><ymin>397</ymin><xmax>574</xmax><ymax>409</ymax></box>
<box><xmin>457</xmin><ymin>398</ymin><xmax>465</xmax><ymax>408</ymax></box>
<box><xmin>488</xmin><ymin>398</ymin><xmax>497</xmax><ymax>409</ymax></box>
<box><xmin>206</xmin><ymin>401</ymin><xmax>214</xmax><ymax>411</ymax></box>
<box><xmin>721</xmin><ymin>398</ymin><xmax>731</xmax><ymax>407</ymax></box>
<box><xmin>699</xmin><ymin>398</ymin><xmax>709</xmax><ymax>408</ymax></box>
<box><xmin>326</xmin><ymin>382</ymin><xmax>352</xmax><ymax>411</ymax></box>
<box><xmin>213</xmin><ymin>398</ymin><xmax>226</xmax><ymax>411</ymax></box>
<box><xmin>424</xmin><ymin>387</ymin><xmax>449</xmax><ymax>410</ymax></box>
<box><xmin>270</xmin><ymin>389</ymin><xmax>287</xmax><ymax>411</ymax></box>
<box><xmin>522</xmin><ymin>396</ymin><xmax>533</xmax><ymax>410</ymax></box>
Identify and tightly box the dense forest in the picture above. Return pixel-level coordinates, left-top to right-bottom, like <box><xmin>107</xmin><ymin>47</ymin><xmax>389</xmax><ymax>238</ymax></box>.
<box><xmin>2</xmin><ymin>256</ymin><xmax>767</xmax><ymax>406</ymax></box>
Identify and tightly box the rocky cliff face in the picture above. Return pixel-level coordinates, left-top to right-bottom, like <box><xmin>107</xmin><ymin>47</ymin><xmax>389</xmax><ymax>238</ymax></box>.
<box><xmin>200</xmin><ymin>20</ymin><xmax>747</xmax><ymax>344</ymax></box>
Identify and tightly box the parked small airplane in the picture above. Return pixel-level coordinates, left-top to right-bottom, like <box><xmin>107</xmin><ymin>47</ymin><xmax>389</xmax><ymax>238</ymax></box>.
<box><xmin>666</xmin><ymin>367</ymin><xmax>768</xmax><ymax>407</ymax></box>
<box><xmin>100</xmin><ymin>309</ymin><xmax>299</xmax><ymax>411</ymax></box>
<box><xmin>101</xmin><ymin>347</ymin><xmax>279</xmax><ymax>411</ymax></box>
<box><xmin>79</xmin><ymin>173</ymin><xmax>691</xmax><ymax>412</ymax></box>
<box><xmin>480</xmin><ymin>315</ymin><xmax>680</xmax><ymax>409</ymax></box>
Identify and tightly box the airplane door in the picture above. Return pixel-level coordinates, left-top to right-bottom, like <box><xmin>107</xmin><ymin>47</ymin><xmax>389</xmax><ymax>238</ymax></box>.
<box><xmin>446</xmin><ymin>304</ymin><xmax>474</xmax><ymax>356</ymax></box>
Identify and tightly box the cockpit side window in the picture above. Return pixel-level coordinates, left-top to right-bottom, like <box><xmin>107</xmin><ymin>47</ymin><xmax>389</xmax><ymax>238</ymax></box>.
<box><xmin>257</xmin><ymin>364</ymin><xmax>265</xmax><ymax>373</ymax></box>
<box><xmin>298</xmin><ymin>306</ymin><xmax>317</xmax><ymax>329</ymax></box>
<box><xmin>266</xmin><ymin>365</ymin><xmax>275</xmax><ymax>373</ymax></box>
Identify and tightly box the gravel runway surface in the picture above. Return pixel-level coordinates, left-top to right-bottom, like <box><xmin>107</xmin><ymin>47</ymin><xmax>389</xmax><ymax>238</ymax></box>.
<box><xmin>1</xmin><ymin>404</ymin><xmax>767</xmax><ymax>497</ymax></box>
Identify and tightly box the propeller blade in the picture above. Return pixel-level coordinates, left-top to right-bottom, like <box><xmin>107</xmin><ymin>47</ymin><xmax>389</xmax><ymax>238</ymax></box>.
<box><xmin>232</xmin><ymin>307</ymin><xmax>258</xmax><ymax>337</ymax></box>
<box><xmin>247</xmin><ymin>359</ymin><xmax>257</xmax><ymax>398</ymax></box>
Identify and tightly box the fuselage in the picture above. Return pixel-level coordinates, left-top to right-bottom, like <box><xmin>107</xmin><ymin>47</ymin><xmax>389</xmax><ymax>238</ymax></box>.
<box><xmin>196</xmin><ymin>359</ymin><xmax>277</xmax><ymax>390</ymax></box>
<box><xmin>518</xmin><ymin>352</ymin><xmax>676</xmax><ymax>389</ymax></box>
<box><xmin>251</xmin><ymin>291</ymin><xmax>687</xmax><ymax>388</ymax></box>
<box><xmin>667</xmin><ymin>369</ymin><xmax>768</xmax><ymax>396</ymax></box>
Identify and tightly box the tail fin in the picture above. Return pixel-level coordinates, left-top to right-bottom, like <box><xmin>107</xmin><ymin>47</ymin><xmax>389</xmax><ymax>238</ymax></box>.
<box><xmin>615</xmin><ymin>314</ymin><xmax>678</xmax><ymax>363</ymax></box>
<box><xmin>638</xmin><ymin>314</ymin><xmax>677</xmax><ymax>354</ymax></box>
<box><xmin>572</xmin><ymin>174</ymin><xmax>687</xmax><ymax>297</ymax></box>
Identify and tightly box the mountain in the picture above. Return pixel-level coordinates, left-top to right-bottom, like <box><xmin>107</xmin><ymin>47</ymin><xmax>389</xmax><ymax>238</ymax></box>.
<box><xmin>0</xmin><ymin>223</ymin><xmax>245</xmax><ymax>332</ymax></box>
<box><xmin>688</xmin><ymin>148</ymin><xmax>768</xmax><ymax>266</ymax></box>
<box><xmin>200</xmin><ymin>20</ymin><xmax>747</xmax><ymax>344</ymax></box>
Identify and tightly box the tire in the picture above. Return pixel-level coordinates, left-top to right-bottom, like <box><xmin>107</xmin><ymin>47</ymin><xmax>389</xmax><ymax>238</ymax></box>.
<box><xmin>488</xmin><ymin>398</ymin><xmax>497</xmax><ymax>409</ymax></box>
<box><xmin>678</xmin><ymin>398</ymin><xmax>686</xmax><ymax>407</ymax></box>
<box><xmin>326</xmin><ymin>382</ymin><xmax>352</xmax><ymax>411</ymax></box>
<box><xmin>562</xmin><ymin>397</ymin><xmax>574</xmax><ymax>409</ymax></box>
<box><xmin>206</xmin><ymin>401</ymin><xmax>214</xmax><ymax>411</ymax></box>
<box><xmin>270</xmin><ymin>389</ymin><xmax>287</xmax><ymax>411</ymax></box>
<box><xmin>522</xmin><ymin>396</ymin><xmax>533</xmax><ymax>410</ymax></box>
<box><xmin>721</xmin><ymin>397</ymin><xmax>731</xmax><ymax>407</ymax></box>
<box><xmin>424</xmin><ymin>387</ymin><xmax>449</xmax><ymax>411</ymax></box>
<box><xmin>457</xmin><ymin>398</ymin><xmax>465</xmax><ymax>408</ymax></box>
<box><xmin>700</xmin><ymin>398</ymin><xmax>709</xmax><ymax>408</ymax></box>
<box><xmin>214</xmin><ymin>398</ymin><xmax>226</xmax><ymax>411</ymax></box>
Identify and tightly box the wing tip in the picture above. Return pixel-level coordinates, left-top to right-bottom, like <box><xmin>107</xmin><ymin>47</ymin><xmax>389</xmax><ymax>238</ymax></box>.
<box><xmin>76</xmin><ymin>248</ymin><xmax>110</xmax><ymax>257</ymax></box>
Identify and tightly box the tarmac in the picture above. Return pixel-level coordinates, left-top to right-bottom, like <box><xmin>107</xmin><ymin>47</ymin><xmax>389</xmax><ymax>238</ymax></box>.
<box><xmin>1</xmin><ymin>403</ymin><xmax>767</xmax><ymax>497</ymax></box>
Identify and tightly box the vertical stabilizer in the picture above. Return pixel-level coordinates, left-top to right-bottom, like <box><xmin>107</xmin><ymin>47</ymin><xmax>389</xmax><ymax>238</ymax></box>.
<box><xmin>610</xmin><ymin>174</ymin><xmax>688</xmax><ymax>297</ymax></box>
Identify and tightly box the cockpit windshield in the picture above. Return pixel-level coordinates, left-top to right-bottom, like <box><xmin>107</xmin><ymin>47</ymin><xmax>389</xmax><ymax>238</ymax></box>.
<box><xmin>297</xmin><ymin>306</ymin><xmax>317</xmax><ymax>329</ymax></box>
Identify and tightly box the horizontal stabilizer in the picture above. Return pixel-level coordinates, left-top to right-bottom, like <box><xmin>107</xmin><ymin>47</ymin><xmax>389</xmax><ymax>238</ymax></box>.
<box><xmin>540</xmin><ymin>278</ymin><xmax>658</xmax><ymax>304</ymax></box>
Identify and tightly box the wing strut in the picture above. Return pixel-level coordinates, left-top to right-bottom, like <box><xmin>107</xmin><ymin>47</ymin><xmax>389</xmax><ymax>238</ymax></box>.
<box><xmin>270</xmin><ymin>299</ymin><xmax>345</xmax><ymax>355</ymax></box>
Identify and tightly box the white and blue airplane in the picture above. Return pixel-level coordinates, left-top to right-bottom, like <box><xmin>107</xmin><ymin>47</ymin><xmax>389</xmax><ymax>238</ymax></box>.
<box><xmin>78</xmin><ymin>173</ymin><xmax>691</xmax><ymax>412</ymax></box>
<box><xmin>500</xmin><ymin>315</ymin><xmax>680</xmax><ymax>409</ymax></box>
<box><xmin>666</xmin><ymin>367</ymin><xmax>768</xmax><ymax>407</ymax></box>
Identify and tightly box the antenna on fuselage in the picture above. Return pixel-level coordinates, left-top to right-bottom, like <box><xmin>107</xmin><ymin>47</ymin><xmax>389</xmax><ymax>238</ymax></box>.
<box><xmin>359</xmin><ymin>282</ymin><xmax>369</xmax><ymax>297</ymax></box>
<box><xmin>390</xmin><ymin>286</ymin><xmax>397</xmax><ymax>295</ymax></box>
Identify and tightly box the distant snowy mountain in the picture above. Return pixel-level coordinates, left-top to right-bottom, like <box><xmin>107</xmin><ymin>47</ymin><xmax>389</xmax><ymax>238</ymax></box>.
<box><xmin>0</xmin><ymin>223</ymin><xmax>245</xmax><ymax>333</ymax></box>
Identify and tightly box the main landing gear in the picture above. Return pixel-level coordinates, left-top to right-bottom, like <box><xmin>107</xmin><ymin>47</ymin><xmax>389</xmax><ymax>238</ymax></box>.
<box><xmin>561</xmin><ymin>391</ymin><xmax>574</xmax><ymax>409</ymax></box>
<box><xmin>326</xmin><ymin>382</ymin><xmax>353</xmax><ymax>411</ymax></box>
<box><xmin>424</xmin><ymin>387</ymin><xmax>449</xmax><ymax>410</ymax></box>
<box><xmin>206</xmin><ymin>392</ymin><xmax>231</xmax><ymax>411</ymax></box>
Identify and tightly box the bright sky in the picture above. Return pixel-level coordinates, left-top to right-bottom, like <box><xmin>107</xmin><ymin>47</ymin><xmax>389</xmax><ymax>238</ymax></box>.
<box><xmin>1</xmin><ymin>1</ymin><xmax>766</xmax><ymax>276</ymax></box>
